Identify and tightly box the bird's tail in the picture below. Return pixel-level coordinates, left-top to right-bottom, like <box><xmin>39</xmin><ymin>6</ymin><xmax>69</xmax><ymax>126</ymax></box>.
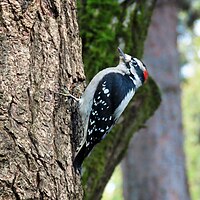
<box><xmin>73</xmin><ymin>142</ymin><xmax>87</xmax><ymax>174</ymax></box>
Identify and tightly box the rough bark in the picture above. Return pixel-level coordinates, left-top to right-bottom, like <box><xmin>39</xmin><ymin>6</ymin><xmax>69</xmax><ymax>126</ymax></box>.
<box><xmin>0</xmin><ymin>0</ymin><xmax>84</xmax><ymax>199</ymax></box>
<box><xmin>122</xmin><ymin>1</ymin><xmax>190</xmax><ymax>200</ymax></box>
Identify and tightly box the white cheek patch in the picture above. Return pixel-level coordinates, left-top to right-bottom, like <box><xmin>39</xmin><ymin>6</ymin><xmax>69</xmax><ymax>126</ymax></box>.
<box><xmin>130</xmin><ymin>66</ymin><xmax>136</xmax><ymax>75</ymax></box>
<box><xmin>130</xmin><ymin>64</ymin><xmax>142</xmax><ymax>88</ymax></box>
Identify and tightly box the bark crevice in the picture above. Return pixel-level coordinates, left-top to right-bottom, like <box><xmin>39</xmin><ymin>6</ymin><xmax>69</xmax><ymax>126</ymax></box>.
<box><xmin>0</xmin><ymin>0</ymin><xmax>84</xmax><ymax>199</ymax></box>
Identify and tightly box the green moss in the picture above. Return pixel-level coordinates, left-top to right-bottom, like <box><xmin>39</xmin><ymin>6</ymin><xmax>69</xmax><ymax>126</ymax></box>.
<box><xmin>77</xmin><ymin>0</ymin><xmax>120</xmax><ymax>81</ymax></box>
<box><xmin>77</xmin><ymin>1</ymin><xmax>159</xmax><ymax>199</ymax></box>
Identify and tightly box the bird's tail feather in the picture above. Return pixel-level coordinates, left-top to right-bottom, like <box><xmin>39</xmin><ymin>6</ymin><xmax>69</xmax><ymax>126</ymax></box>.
<box><xmin>73</xmin><ymin>142</ymin><xmax>87</xmax><ymax>174</ymax></box>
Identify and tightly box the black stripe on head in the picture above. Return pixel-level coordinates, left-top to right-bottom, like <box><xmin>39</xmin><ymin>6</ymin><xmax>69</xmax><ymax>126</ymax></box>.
<box><xmin>124</xmin><ymin>61</ymin><xmax>130</xmax><ymax>69</ymax></box>
<box><xmin>135</xmin><ymin>65</ymin><xmax>145</xmax><ymax>83</ymax></box>
<box><xmin>131</xmin><ymin>58</ymin><xmax>145</xmax><ymax>83</ymax></box>
<box><xmin>129</xmin><ymin>72</ymin><xmax>136</xmax><ymax>81</ymax></box>
<box><xmin>141</xmin><ymin>60</ymin><xmax>147</xmax><ymax>69</ymax></box>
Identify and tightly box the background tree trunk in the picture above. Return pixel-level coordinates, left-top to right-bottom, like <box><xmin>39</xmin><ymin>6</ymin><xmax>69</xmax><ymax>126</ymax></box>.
<box><xmin>0</xmin><ymin>0</ymin><xmax>84</xmax><ymax>199</ymax></box>
<box><xmin>122</xmin><ymin>1</ymin><xmax>190</xmax><ymax>200</ymax></box>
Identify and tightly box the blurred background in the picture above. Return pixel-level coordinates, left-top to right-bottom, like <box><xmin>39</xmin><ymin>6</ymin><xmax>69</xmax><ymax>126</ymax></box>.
<box><xmin>77</xmin><ymin>0</ymin><xmax>200</xmax><ymax>199</ymax></box>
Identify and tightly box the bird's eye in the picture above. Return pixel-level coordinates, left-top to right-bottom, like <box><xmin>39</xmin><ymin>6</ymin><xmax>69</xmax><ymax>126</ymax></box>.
<box><xmin>131</xmin><ymin>58</ymin><xmax>137</xmax><ymax>65</ymax></box>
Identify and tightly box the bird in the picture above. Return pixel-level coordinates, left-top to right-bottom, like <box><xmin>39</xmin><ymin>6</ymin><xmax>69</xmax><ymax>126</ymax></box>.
<box><xmin>64</xmin><ymin>47</ymin><xmax>148</xmax><ymax>174</ymax></box>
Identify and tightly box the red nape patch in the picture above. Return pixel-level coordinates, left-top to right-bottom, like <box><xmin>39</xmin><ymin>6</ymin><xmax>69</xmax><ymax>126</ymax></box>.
<box><xmin>143</xmin><ymin>70</ymin><xmax>148</xmax><ymax>81</ymax></box>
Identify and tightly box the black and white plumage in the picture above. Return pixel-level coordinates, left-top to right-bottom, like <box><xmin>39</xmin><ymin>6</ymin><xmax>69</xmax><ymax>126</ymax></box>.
<box><xmin>73</xmin><ymin>48</ymin><xmax>148</xmax><ymax>173</ymax></box>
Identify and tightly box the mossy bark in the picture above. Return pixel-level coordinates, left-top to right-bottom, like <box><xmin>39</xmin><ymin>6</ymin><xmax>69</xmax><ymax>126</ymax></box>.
<box><xmin>78</xmin><ymin>1</ymin><xmax>160</xmax><ymax>199</ymax></box>
<box><xmin>0</xmin><ymin>0</ymin><xmax>84</xmax><ymax>199</ymax></box>
<box><xmin>82</xmin><ymin>78</ymin><xmax>161</xmax><ymax>200</ymax></box>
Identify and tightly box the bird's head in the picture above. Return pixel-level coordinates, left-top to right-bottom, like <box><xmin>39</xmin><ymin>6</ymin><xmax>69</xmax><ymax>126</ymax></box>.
<box><xmin>118</xmin><ymin>47</ymin><xmax>148</xmax><ymax>84</ymax></box>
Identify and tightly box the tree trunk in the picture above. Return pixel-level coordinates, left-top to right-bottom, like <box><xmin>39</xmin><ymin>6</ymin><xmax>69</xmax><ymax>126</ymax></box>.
<box><xmin>122</xmin><ymin>1</ymin><xmax>190</xmax><ymax>200</ymax></box>
<box><xmin>0</xmin><ymin>0</ymin><xmax>84</xmax><ymax>199</ymax></box>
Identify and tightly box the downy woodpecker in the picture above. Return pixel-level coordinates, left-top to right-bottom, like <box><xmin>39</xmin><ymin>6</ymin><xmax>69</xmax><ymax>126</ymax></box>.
<box><xmin>70</xmin><ymin>48</ymin><xmax>148</xmax><ymax>173</ymax></box>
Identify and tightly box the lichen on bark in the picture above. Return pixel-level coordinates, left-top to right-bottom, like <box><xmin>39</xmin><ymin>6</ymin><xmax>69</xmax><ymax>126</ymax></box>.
<box><xmin>0</xmin><ymin>0</ymin><xmax>84</xmax><ymax>199</ymax></box>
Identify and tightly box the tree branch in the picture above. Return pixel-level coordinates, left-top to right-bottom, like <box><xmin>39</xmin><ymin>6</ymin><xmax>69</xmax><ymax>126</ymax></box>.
<box><xmin>77</xmin><ymin>0</ymin><xmax>160</xmax><ymax>199</ymax></box>
<box><xmin>82</xmin><ymin>77</ymin><xmax>161</xmax><ymax>200</ymax></box>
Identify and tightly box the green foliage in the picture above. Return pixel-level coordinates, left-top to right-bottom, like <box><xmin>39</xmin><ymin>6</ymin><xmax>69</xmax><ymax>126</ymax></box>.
<box><xmin>182</xmin><ymin>67</ymin><xmax>200</xmax><ymax>200</ymax></box>
<box><xmin>178</xmin><ymin>10</ymin><xmax>200</xmax><ymax>198</ymax></box>
<box><xmin>101</xmin><ymin>166</ymin><xmax>123</xmax><ymax>200</ymax></box>
<box><xmin>77</xmin><ymin>0</ymin><xmax>120</xmax><ymax>81</ymax></box>
<box><xmin>77</xmin><ymin>0</ymin><xmax>156</xmax><ymax>81</ymax></box>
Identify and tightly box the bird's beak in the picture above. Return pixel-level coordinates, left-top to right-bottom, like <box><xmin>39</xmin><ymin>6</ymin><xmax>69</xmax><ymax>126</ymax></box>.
<box><xmin>118</xmin><ymin>47</ymin><xmax>126</xmax><ymax>63</ymax></box>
